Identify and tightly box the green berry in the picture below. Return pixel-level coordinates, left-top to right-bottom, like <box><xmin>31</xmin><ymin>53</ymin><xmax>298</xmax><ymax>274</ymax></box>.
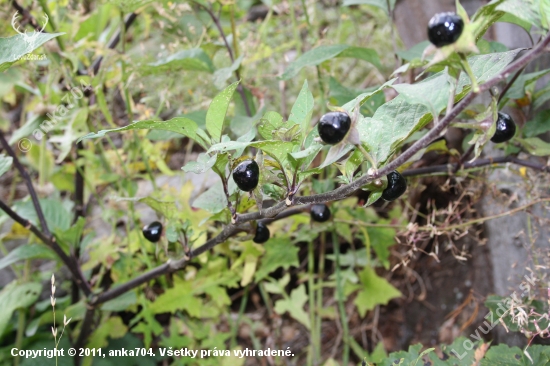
<box><xmin>491</xmin><ymin>112</ymin><xmax>516</xmax><ymax>143</ymax></box>
<box><xmin>233</xmin><ymin>159</ymin><xmax>260</xmax><ymax>192</ymax></box>
<box><xmin>382</xmin><ymin>171</ymin><xmax>407</xmax><ymax>202</ymax></box>
<box><xmin>143</xmin><ymin>221</ymin><xmax>163</xmax><ymax>243</ymax></box>
<box><xmin>427</xmin><ymin>12</ymin><xmax>464</xmax><ymax>48</ymax></box>
<box><xmin>318</xmin><ymin>111</ymin><xmax>351</xmax><ymax>145</ymax></box>
<box><xmin>310</xmin><ymin>204</ymin><xmax>331</xmax><ymax>222</ymax></box>
<box><xmin>253</xmin><ymin>222</ymin><xmax>270</xmax><ymax>243</ymax></box>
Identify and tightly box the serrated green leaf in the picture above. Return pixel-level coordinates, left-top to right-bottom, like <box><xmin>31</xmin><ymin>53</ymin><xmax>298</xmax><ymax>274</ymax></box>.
<box><xmin>141</xmin><ymin>49</ymin><xmax>215</xmax><ymax>75</ymax></box>
<box><xmin>274</xmin><ymin>284</ymin><xmax>310</xmax><ymax>329</ymax></box>
<box><xmin>206</xmin><ymin>81</ymin><xmax>240</xmax><ymax>143</ymax></box>
<box><xmin>0</xmin><ymin>281</ymin><xmax>42</xmax><ymax>335</ymax></box>
<box><xmin>378</xmin><ymin>344</ymin><xmax>423</xmax><ymax>366</ymax></box>
<box><xmin>0</xmin><ymin>154</ymin><xmax>13</xmax><ymax>178</ymax></box>
<box><xmin>0</xmin><ymin>33</ymin><xmax>64</xmax><ymax>72</ymax></box>
<box><xmin>353</xmin><ymin>267</ymin><xmax>401</xmax><ymax>317</ymax></box>
<box><xmin>255</xmin><ymin>238</ymin><xmax>299</xmax><ymax>281</ymax></box>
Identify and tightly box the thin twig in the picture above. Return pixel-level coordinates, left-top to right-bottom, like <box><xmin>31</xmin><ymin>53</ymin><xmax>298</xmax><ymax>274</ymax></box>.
<box><xmin>0</xmin><ymin>132</ymin><xmax>50</xmax><ymax>237</ymax></box>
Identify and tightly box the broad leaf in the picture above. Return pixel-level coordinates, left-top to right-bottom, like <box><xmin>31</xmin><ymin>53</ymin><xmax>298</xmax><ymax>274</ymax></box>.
<box><xmin>352</xmin><ymin>267</ymin><xmax>401</xmax><ymax>316</ymax></box>
<box><xmin>341</xmin><ymin>0</ymin><xmax>396</xmax><ymax>15</ymax></box>
<box><xmin>258</xmin><ymin>111</ymin><xmax>284</xmax><ymax>140</ymax></box>
<box><xmin>281</xmin><ymin>45</ymin><xmax>382</xmax><ymax>80</ymax></box>
<box><xmin>0</xmin><ymin>33</ymin><xmax>64</xmax><ymax>72</ymax></box>
<box><xmin>141</xmin><ymin>49</ymin><xmax>215</xmax><ymax>75</ymax></box>
<box><xmin>0</xmin><ymin>281</ymin><xmax>41</xmax><ymax>336</ymax></box>
<box><xmin>206</xmin><ymin>81</ymin><xmax>240</xmax><ymax>143</ymax></box>
<box><xmin>182</xmin><ymin>153</ymin><xmax>217</xmax><ymax>174</ymax></box>
<box><xmin>255</xmin><ymin>238</ymin><xmax>299</xmax><ymax>281</ymax></box>
<box><xmin>192</xmin><ymin>181</ymin><xmax>227</xmax><ymax>214</ymax></box>
<box><xmin>77</xmin><ymin>117</ymin><xmax>206</xmax><ymax>147</ymax></box>
<box><xmin>288</xmin><ymin>80</ymin><xmax>314</xmax><ymax>142</ymax></box>
<box><xmin>0</xmin><ymin>244</ymin><xmax>56</xmax><ymax>271</ymax></box>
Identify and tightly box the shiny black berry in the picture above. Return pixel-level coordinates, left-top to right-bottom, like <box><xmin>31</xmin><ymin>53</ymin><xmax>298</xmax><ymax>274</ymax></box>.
<box><xmin>427</xmin><ymin>12</ymin><xmax>464</xmax><ymax>48</ymax></box>
<box><xmin>233</xmin><ymin>159</ymin><xmax>260</xmax><ymax>192</ymax></box>
<box><xmin>310</xmin><ymin>204</ymin><xmax>331</xmax><ymax>222</ymax></box>
<box><xmin>382</xmin><ymin>171</ymin><xmax>407</xmax><ymax>202</ymax></box>
<box><xmin>143</xmin><ymin>221</ymin><xmax>163</xmax><ymax>243</ymax></box>
<box><xmin>253</xmin><ymin>222</ymin><xmax>270</xmax><ymax>243</ymax></box>
<box><xmin>317</xmin><ymin>111</ymin><xmax>351</xmax><ymax>145</ymax></box>
<box><xmin>491</xmin><ymin>112</ymin><xmax>516</xmax><ymax>143</ymax></box>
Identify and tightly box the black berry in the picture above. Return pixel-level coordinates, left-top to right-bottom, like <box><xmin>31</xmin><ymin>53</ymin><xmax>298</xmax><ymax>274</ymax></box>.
<box><xmin>318</xmin><ymin>111</ymin><xmax>351</xmax><ymax>145</ymax></box>
<box><xmin>427</xmin><ymin>12</ymin><xmax>464</xmax><ymax>48</ymax></box>
<box><xmin>491</xmin><ymin>112</ymin><xmax>516</xmax><ymax>143</ymax></box>
<box><xmin>233</xmin><ymin>159</ymin><xmax>260</xmax><ymax>192</ymax></box>
<box><xmin>253</xmin><ymin>222</ymin><xmax>270</xmax><ymax>243</ymax></box>
<box><xmin>310</xmin><ymin>204</ymin><xmax>331</xmax><ymax>222</ymax></box>
<box><xmin>143</xmin><ymin>221</ymin><xmax>163</xmax><ymax>243</ymax></box>
<box><xmin>382</xmin><ymin>171</ymin><xmax>407</xmax><ymax>202</ymax></box>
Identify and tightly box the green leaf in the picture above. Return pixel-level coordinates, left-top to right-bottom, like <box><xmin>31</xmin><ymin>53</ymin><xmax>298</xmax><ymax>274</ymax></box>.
<box><xmin>353</xmin><ymin>267</ymin><xmax>401</xmax><ymax>317</ymax></box>
<box><xmin>255</xmin><ymin>238</ymin><xmax>299</xmax><ymax>281</ymax></box>
<box><xmin>139</xmin><ymin>196</ymin><xmax>178</xmax><ymax>220</ymax></box>
<box><xmin>274</xmin><ymin>284</ymin><xmax>310</xmax><ymax>329</ymax></box>
<box><xmin>367</xmin><ymin>226</ymin><xmax>396</xmax><ymax>269</ymax></box>
<box><xmin>0</xmin><ymin>244</ymin><xmax>56</xmax><ymax>271</ymax></box>
<box><xmin>0</xmin><ymin>281</ymin><xmax>41</xmax><ymax>336</ymax></box>
<box><xmin>54</xmin><ymin>217</ymin><xmax>86</xmax><ymax>248</ymax></box>
<box><xmin>505</xmin><ymin>69</ymin><xmax>550</xmax><ymax>100</ymax></box>
<box><xmin>182</xmin><ymin>153</ymin><xmax>217</xmax><ymax>174</ymax></box>
<box><xmin>480</xmin><ymin>344</ymin><xmax>550</xmax><ymax>365</ymax></box>
<box><xmin>213</xmin><ymin>55</ymin><xmax>243</xmax><ymax>89</ymax></box>
<box><xmin>14</xmin><ymin>198</ymin><xmax>72</xmax><ymax>232</ymax></box>
<box><xmin>0</xmin><ymin>154</ymin><xmax>13</xmax><ymax>178</ymax></box>
<box><xmin>258</xmin><ymin>111</ymin><xmax>284</xmax><ymax>140</ymax></box>
<box><xmin>192</xmin><ymin>181</ymin><xmax>228</xmax><ymax>214</ymax></box>
<box><xmin>392</xmin><ymin>72</ymin><xmax>451</xmax><ymax>117</ymax></box>
<box><xmin>288</xmin><ymin>80</ymin><xmax>314</xmax><ymax>142</ymax></box>
<box><xmin>141</xmin><ymin>49</ymin><xmax>215</xmax><ymax>75</ymax></box>
<box><xmin>0</xmin><ymin>33</ymin><xmax>64</xmax><ymax>72</ymax></box>
<box><xmin>206</xmin><ymin>81</ymin><xmax>240</xmax><ymax>143</ymax></box>
<box><xmin>496</xmin><ymin>0</ymin><xmax>543</xmax><ymax>29</ymax></box>
<box><xmin>378</xmin><ymin>344</ymin><xmax>423</xmax><ymax>366</ymax></box>
<box><xmin>517</xmin><ymin>137</ymin><xmax>550</xmax><ymax>156</ymax></box>
<box><xmin>148</xmin><ymin>282</ymin><xmax>202</xmax><ymax>317</ymax></box>
<box><xmin>108</xmin><ymin>0</ymin><xmax>154</xmax><ymax>12</ymax></box>
<box><xmin>281</xmin><ymin>45</ymin><xmax>381</xmax><ymax>80</ymax></box>
<box><xmin>524</xmin><ymin>110</ymin><xmax>550</xmax><ymax>137</ymax></box>
<box><xmin>341</xmin><ymin>0</ymin><xmax>396</xmax><ymax>15</ymax></box>
<box><xmin>77</xmin><ymin>117</ymin><xmax>205</xmax><ymax>147</ymax></box>
<box><xmin>101</xmin><ymin>291</ymin><xmax>137</xmax><ymax>312</ymax></box>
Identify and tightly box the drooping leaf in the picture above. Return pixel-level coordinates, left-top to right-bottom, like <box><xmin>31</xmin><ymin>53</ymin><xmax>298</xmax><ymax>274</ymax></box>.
<box><xmin>281</xmin><ymin>45</ymin><xmax>382</xmax><ymax>80</ymax></box>
<box><xmin>0</xmin><ymin>33</ymin><xmax>64</xmax><ymax>72</ymax></box>
<box><xmin>0</xmin><ymin>154</ymin><xmax>13</xmax><ymax>178</ymax></box>
<box><xmin>141</xmin><ymin>49</ymin><xmax>215</xmax><ymax>75</ymax></box>
<box><xmin>77</xmin><ymin>117</ymin><xmax>206</xmax><ymax>147</ymax></box>
<box><xmin>206</xmin><ymin>81</ymin><xmax>240</xmax><ymax>143</ymax></box>
<box><xmin>0</xmin><ymin>281</ymin><xmax>41</xmax><ymax>335</ymax></box>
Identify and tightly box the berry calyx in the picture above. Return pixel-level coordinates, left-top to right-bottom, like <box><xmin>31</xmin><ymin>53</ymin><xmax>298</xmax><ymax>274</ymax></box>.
<box><xmin>253</xmin><ymin>222</ymin><xmax>270</xmax><ymax>243</ymax></box>
<box><xmin>382</xmin><ymin>171</ymin><xmax>407</xmax><ymax>202</ymax></box>
<box><xmin>427</xmin><ymin>12</ymin><xmax>464</xmax><ymax>48</ymax></box>
<box><xmin>310</xmin><ymin>204</ymin><xmax>331</xmax><ymax>222</ymax></box>
<box><xmin>233</xmin><ymin>159</ymin><xmax>260</xmax><ymax>192</ymax></box>
<box><xmin>490</xmin><ymin>112</ymin><xmax>516</xmax><ymax>143</ymax></box>
<box><xmin>143</xmin><ymin>221</ymin><xmax>163</xmax><ymax>243</ymax></box>
<box><xmin>317</xmin><ymin>111</ymin><xmax>351</xmax><ymax>145</ymax></box>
